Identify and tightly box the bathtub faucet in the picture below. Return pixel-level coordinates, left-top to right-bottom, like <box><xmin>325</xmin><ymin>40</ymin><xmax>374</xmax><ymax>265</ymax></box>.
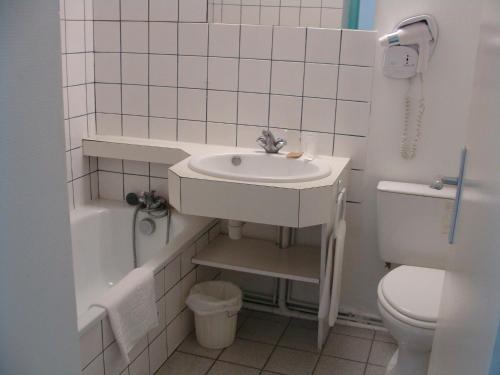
<box><xmin>126</xmin><ymin>190</ymin><xmax>167</xmax><ymax>211</ymax></box>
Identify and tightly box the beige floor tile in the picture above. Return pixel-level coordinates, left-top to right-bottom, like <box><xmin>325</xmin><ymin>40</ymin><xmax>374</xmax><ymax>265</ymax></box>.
<box><xmin>208</xmin><ymin>361</ymin><xmax>260</xmax><ymax>375</ymax></box>
<box><xmin>289</xmin><ymin>318</ymin><xmax>318</xmax><ymax>330</ymax></box>
<box><xmin>251</xmin><ymin>311</ymin><xmax>291</xmax><ymax>324</ymax></box>
<box><xmin>238</xmin><ymin>317</ymin><xmax>288</xmax><ymax>345</ymax></box>
<box><xmin>364</xmin><ymin>364</ymin><xmax>386</xmax><ymax>375</ymax></box>
<box><xmin>177</xmin><ymin>333</ymin><xmax>223</xmax><ymax>359</ymax></box>
<box><xmin>368</xmin><ymin>341</ymin><xmax>397</xmax><ymax>367</ymax></box>
<box><xmin>332</xmin><ymin>324</ymin><xmax>375</xmax><ymax>340</ymax></box>
<box><xmin>313</xmin><ymin>356</ymin><xmax>365</xmax><ymax>375</ymax></box>
<box><xmin>219</xmin><ymin>339</ymin><xmax>274</xmax><ymax>369</ymax></box>
<box><xmin>323</xmin><ymin>334</ymin><xmax>372</xmax><ymax>362</ymax></box>
<box><xmin>278</xmin><ymin>325</ymin><xmax>320</xmax><ymax>353</ymax></box>
<box><xmin>374</xmin><ymin>331</ymin><xmax>396</xmax><ymax>344</ymax></box>
<box><xmin>156</xmin><ymin>352</ymin><xmax>213</xmax><ymax>375</ymax></box>
<box><xmin>264</xmin><ymin>347</ymin><xmax>319</xmax><ymax>375</ymax></box>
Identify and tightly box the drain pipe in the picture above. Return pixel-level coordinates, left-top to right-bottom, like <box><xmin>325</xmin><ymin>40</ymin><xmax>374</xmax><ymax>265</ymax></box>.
<box><xmin>228</xmin><ymin>220</ymin><xmax>244</xmax><ymax>240</ymax></box>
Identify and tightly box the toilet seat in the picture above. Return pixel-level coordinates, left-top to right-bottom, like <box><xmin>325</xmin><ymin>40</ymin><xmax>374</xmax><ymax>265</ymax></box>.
<box><xmin>377</xmin><ymin>266</ymin><xmax>445</xmax><ymax>330</ymax></box>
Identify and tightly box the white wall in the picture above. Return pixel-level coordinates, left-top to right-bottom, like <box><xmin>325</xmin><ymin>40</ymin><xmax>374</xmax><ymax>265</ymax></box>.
<box><xmin>0</xmin><ymin>1</ymin><xmax>80</xmax><ymax>374</ymax></box>
<box><xmin>340</xmin><ymin>0</ymin><xmax>482</xmax><ymax>315</ymax></box>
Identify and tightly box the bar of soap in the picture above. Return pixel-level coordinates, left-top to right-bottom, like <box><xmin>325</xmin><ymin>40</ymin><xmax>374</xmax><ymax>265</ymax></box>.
<box><xmin>286</xmin><ymin>152</ymin><xmax>303</xmax><ymax>159</ymax></box>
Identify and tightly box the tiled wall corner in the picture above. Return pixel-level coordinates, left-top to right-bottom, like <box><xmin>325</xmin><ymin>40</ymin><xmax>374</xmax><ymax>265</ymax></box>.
<box><xmin>61</xmin><ymin>0</ymin><xmax>97</xmax><ymax>210</ymax></box>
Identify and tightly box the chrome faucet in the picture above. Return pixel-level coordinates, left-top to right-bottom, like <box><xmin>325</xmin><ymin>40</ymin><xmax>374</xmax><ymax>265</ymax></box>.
<box><xmin>256</xmin><ymin>130</ymin><xmax>287</xmax><ymax>153</ymax></box>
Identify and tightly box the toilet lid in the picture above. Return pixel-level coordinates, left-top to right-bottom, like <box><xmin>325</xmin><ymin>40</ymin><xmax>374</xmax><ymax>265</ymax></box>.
<box><xmin>380</xmin><ymin>266</ymin><xmax>445</xmax><ymax>323</ymax></box>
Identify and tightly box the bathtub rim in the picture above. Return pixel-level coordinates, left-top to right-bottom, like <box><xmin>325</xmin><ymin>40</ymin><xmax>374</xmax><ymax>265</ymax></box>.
<box><xmin>73</xmin><ymin>200</ymin><xmax>217</xmax><ymax>336</ymax></box>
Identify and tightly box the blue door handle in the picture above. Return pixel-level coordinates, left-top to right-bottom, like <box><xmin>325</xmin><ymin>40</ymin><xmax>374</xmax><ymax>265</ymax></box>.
<box><xmin>449</xmin><ymin>148</ymin><xmax>467</xmax><ymax>244</ymax></box>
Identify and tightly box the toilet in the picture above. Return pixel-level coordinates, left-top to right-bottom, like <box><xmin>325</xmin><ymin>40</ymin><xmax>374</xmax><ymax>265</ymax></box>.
<box><xmin>376</xmin><ymin>181</ymin><xmax>456</xmax><ymax>375</ymax></box>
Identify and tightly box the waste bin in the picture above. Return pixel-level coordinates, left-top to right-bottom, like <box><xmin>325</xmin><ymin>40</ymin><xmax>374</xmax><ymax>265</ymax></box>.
<box><xmin>186</xmin><ymin>281</ymin><xmax>242</xmax><ymax>349</ymax></box>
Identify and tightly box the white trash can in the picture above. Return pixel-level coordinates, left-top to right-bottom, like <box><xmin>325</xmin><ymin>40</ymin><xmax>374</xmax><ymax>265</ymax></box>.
<box><xmin>186</xmin><ymin>281</ymin><xmax>242</xmax><ymax>349</ymax></box>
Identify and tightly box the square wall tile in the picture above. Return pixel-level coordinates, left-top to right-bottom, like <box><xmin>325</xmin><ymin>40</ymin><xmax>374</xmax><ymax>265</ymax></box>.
<box><xmin>122</xmin><ymin>115</ymin><xmax>149</xmax><ymax>138</ymax></box>
<box><xmin>179</xmin><ymin>23</ymin><xmax>209</xmax><ymax>56</ymax></box>
<box><xmin>121</xmin><ymin>22</ymin><xmax>148</xmax><ymax>53</ymax></box>
<box><xmin>178</xmin><ymin>120</ymin><xmax>206</xmax><ymax>144</ymax></box>
<box><xmin>149</xmin><ymin>54</ymin><xmax>177</xmax><ymax>87</ymax></box>
<box><xmin>66</xmin><ymin>21</ymin><xmax>85</xmax><ymax>53</ymax></box>
<box><xmin>79</xmin><ymin>321</ymin><xmax>102</xmax><ymax>369</ymax></box>
<box><xmin>240</xmin><ymin>24</ymin><xmax>272</xmax><ymax>59</ymax></box>
<box><xmin>237</xmin><ymin>125</ymin><xmax>265</xmax><ymax>148</ymax></box>
<box><xmin>179</xmin><ymin>0</ymin><xmax>207</xmax><ymax>22</ymax></box>
<box><xmin>149</xmin><ymin>331</ymin><xmax>168</xmax><ymax>374</ymax></box>
<box><xmin>348</xmin><ymin>170</ymin><xmax>364</xmax><ymax>203</ymax></box>
<box><xmin>333</xmin><ymin>134</ymin><xmax>367</xmax><ymax>170</ymax></box>
<box><xmin>301</xmin><ymin>131</ymin><xmax>333</xmax><ymax>155</ymax></box>
<box><xmin>222</xmin><ymin>4</ymin><xmax>241</xmax><ymax>24</ymax></box>
<box><xmin>272</xmin><ymin>26</ymin><xmax>306</xmax><ymax>61</ymax></box>
<box><xmin>269</xmin><ymin>95</ymin><xmax>302</xmax><ymax>129</ymax></box>
<box><xmin>241</xmin><ymin>6</ymin><xmax>260</xmax><ymax>24</ymax></box>
<box><xmin>178</xmin><ymin>88</ymin><xmax>207</xmax><ymax>121</ymax></box>
<box><xmin>93</xmin><ymin>0</ymin><xmax>120</xmax><ymax>20</ymax></box>
<box><xmin>209</xmin><ymin>23</ymin><xmax>240</xmax><ymax>58</ymax></box>
<box><xmin>66</xmin><ymin>53</ymin><xmax>86</xmax><ymax>85</ymax></box>
<box><xmin>67</xmin><ymin>85</ymin><xmax>88</xmax><ymax>117</ymax></box>
<box><xmin>96</xmin><ymin>113</ymin><xmax>121</xmax><ymax>136</ymax></box>
<box><xmin>306</xmin><ymin>28</ymin><xmax>341</xmax><ymax>64</ymax></box>
<box><xmin>121</xmin><ymin>0</ymin><xmax>148</xmax><ymax>20</ymax></box>
<box><xmin>65</xmin><ymin>0</ymin><xmax>85</xmax><ymax>20</ymax></box>
<box><xmin>208</xmin><ymin>57</ymin><xmax>238</xmax><ymax>91</ymax></box>
<box><xmin>124</xmin><ymin>174</ymin><xmax>149</xmax><ymax>195</ymax></box>
<box><xmin>150</xmin><ymin>163</ymin><xmax>170</xmax><ymax>178</ymax></box>
<box><xmin>280</xmin><ymin>7</ymin><xmax>300</xmax><ymax>26</ymax></box>
<box><xmin>239</xmin><ymin>59</ymin><xmax>271</xmax><ymax>93</ymax></box>
<box><xmin>123</xmin><ymin>159</ymin><xmax>148</xmax><ymax>176</ymax></box>
<box><xmin>260</xmin><ymin>6</ymin><xmax>280</xmax><ymax>25</ymax></box>
<box><xmin>321</xmin><ymin>8</ymin><xmax>343</xmax><ymax>28</ymax></box>
<box><xmin>340</xmin><ymin>29</ymin><xmax>376</xmax><ymax>67</ymax></box>
<box><xmin>207</xmin><ymin>90</ymin><xmax>237</xmax><ymax>123</ymax></box>
<box><xmin>98</xmin><ymin>171</ymin><xmax>123</xmax><ymax>200</ymax></box>
<box><xmin>238</xmin><ymin>92</ymin><xmax>269</xmax><ymax>126</ymax></box>
<box><xmin>178</xmin><ymin>56</ymin><xmax>208</xmax><ymax>89</ymax></box>
<box><xmin>304</xmin><ymin>63</ymin><xmax>338</xmax><ymax>99</ymax></box>
<box><xmin>150</xmin><ymin>22</ymin><xmax>177</xmax><ymax>54</ymax></box>
<box><xmin>94</xmin><ymin>21</ymin><xmax>120</xmax><ymax>52</ymax></box>
<box><xmin>335</xmin><ymin>100</ymin><xmax>370</xmax><ymax>136</ymax></box>
<box><xmin>271</xmin><ymin>61</ymin><xmax>304</xmax><ymax>96</ymax></box>
<box><xmin>71</xmin><ymin>148</ymin><xmax>89</xmax><ymax>179</ymax></box>
<box><xmin>122</xmin><ymin>53</ymin><xmax>148</xmax><ymax>85</ymax></box>
<box><xmin>122</xmin><ymin>85</ymin><xmax>148</xmax><ymax>116</ymax></box>
<box><xmin>300</xmin><ymin>7</ymin><xmax>321</xmax><ymax>27</ymax></box>
<box><xmin>301</xmin><ymin>97</ymin><xmax>336</xmax><ymax>133</ymax></box>
<box><xmin>337</xmin><ymin>65</ymin><xmax>373</xmax><ymax>102</ymax></box>
<box><xmin>69</xmin><ymin>116</ymin><xmax>88</xmax><ymax>149</ymax></box>
<box><xmin>82</xmin><ymin>354</ymin><xmax>104</xmax><ymax>375</ymax></box>
<box><xmin>150</xmin><ymin>86</ymin><xmax>177</xmax><ymax>118</ymax></box>
<box><xmin>150</xmin><ymin>117</ymin><xmax>177</xmax><ymax>140</ymax></box>
<box><xmin>94</xmin><ymin>53</ymin><xmax>120</xmax><ymax>83</ymax></box>
<box><xmin>150</xmin><ymin>0</ymin><xmax>178</xmax><ymax>21</ymax></box>
<box><xmin>207</xmin><ymin>122</ymin><xmax>237</xmax><ymax>146</ymax></box>
<box><xmin>96</xmin><ymin>84</ymin><xmax>121</xmax><ymax>113</ymax></box>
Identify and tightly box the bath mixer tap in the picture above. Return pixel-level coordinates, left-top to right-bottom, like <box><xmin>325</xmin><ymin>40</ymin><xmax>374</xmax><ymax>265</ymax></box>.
<box><xmin>256</xmin><ymin>130</ymin><xmax>287</xmax><ymax>153</ymax></box>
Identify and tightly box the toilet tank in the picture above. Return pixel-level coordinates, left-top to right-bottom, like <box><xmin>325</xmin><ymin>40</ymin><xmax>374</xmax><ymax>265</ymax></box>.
<box><xmin>376</xmin><ymin>181</ymin><xmax>456</xmax><ymax>269</ymax></box>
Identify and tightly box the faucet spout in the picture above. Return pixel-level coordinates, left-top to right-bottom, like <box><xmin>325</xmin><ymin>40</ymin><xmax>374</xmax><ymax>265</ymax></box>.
<box><xmin>256</xmin><ymin>130</ymin><xmax>287</xmax><ymax>153</ymax></box>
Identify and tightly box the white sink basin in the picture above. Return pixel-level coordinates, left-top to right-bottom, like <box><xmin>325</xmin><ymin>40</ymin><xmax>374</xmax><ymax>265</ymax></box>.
<box><xmin>188</xmin><ymin>153</ymin><xmax>331</xmax><ymax>183</ymax></box>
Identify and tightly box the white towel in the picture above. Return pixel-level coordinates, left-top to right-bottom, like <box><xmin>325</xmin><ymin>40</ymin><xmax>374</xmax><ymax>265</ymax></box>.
<box><xmin>91</xmin><ymin>268</ymin><xmax>159</xmax><ymax>362</ymax></box>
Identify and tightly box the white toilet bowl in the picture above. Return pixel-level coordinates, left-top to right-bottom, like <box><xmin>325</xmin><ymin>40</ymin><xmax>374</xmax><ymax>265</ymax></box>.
<box><xmin>376</xmin><ymin>266</ymin><xmax>445</xmax><ymax>375</ymax></box>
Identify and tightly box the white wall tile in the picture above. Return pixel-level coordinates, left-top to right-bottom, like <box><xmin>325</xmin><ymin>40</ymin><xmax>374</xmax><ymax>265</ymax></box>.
<box><xmin>302</xmin><ymin>131</ymin><xmax>334</xmax><ymax>155</ymax></box>
<box><xmin>150</xmin><ymin>0</ymin><xmax>178</xmax><ymax>21</ymax></box>
<box><xmin>207</xmin><ymin>122</ymin><xmax>237</xmax><ymax>146</ymax></box>
<box><xmin>121</xmin><ymin>0</ymin><xmax>148</xmax><ymax>21</ymax></box>
<box><xmin>122</xmin><ymin>85</ymin><xmax>148</xmax><ymax>116</ymax></box>
<box><xmin>149</xmin><ymin>54</ymin><xmax>177</xmax><ymax>87</ymax></box>
<box><xmin>124</xmin><ymin>159</ymin><xmax>149</xmax><ymax>176</ymax></box>
<box><xmin>209</xmin><ymin>23</ymin><xmax>240</xmax><ymax>58</ymax></box>
<box><xmin>280</xmin><ymin>7</ymin><xmax>300</xmax><ymax>26</ymax></box>
<box><xmin>239</xmin><ymin>59</ymin><xmax>271</xmax><ymax>93</ymax></box>
<box><xmin>65</xmin><ymin>0</ymin><xmax>85</xmax><ymax>20</ymax></box>
<box><xmin>121</xmin><ymin>22</ymin><xmax>148</xmax><ymax>53</ymax></box>
<box><xmin>99</xmin><ymin>157</ymin><xmax>122</xmax><ymax>172</ymax></box>
<box><xmin>72</xmin><ymin>147</ymin><xmax>90</xmax><ymax>178</ymax></box>
<box><xmin>95</xmin><ymin>53</ymin><xmax>120</xmax><ymax>83</ymax></box>
<box><xmin>271</xmin><ymin>61</ymin><xmax>304</xmax><ymax>95</ymax></box>
<box><xmin>241</xmin><ymin>6</ymin><xmax>260</xmax><ymax>24</ymax></box>
<box><xmin>104</xmin><ymin>341</ymin><xmax>128</xmax><ymax>375</ymax></box>
<box><xmin>240</xmin><ymin>25</ymin><xmax>273</xmax><ymax>59</ymax></box>
<box><xmin>337</xmin><ymin>65</ymin><xmax>373</xmax><ymax>102</ymax></box>
<box><xmin>178</xmin><ymin>88</ymin><xmax>207</xmax><ymax>121</ymax></box>
<box><xmin>165</xmin><ymin>257</ymin><xmax>181</xmax><ymax>291</ymax></box>
<box><xmin>237</xmin><ymin>125</ymin><xmax>264</xmax><ymax>148</ymax></box>
<box><xmin>150</xmin><ymin>86</ymin><xmax>177</xmax><ymax>118</ymax></box>
<box><xmin>99</xmin><ymin>171</ymin><xmax>124</xmax><ymax>200</ymax></box>
<box><xmin>166</xmin><ymin>309</ymin><xmax>194</xmax><ymax>356</ymax></box>
<box><xmin>321</xmin><ymin>8</ymin><xmax>343</xmax><ymax>28</ymax></box>
<box><xmin>80</xmin><ymin>322</ymin><xmax>103</xmax><ymax>369</ymax></box>
<box><xmin>304</xmin><ymin>63</ymin><xmax>338</xmax><ymax>99</ymax></box>
<box><xmin>269</xmin><ymin>95</ymin><xmax>302</xmax><ymax>129</ymax></box>
<box><xmin>149</xmin><ymin>331</ymin><xmax>167</xmax><ymax>374</ymax></box>
<box><xmin>301</xmin><ymin>97</ymin><xmax>336</xmax><ymax>133</ymax></box>
<box><xmin>181</xmin><ymin>270</ymin><xmax>197</xmax><ymax>309</ymax></box>
<box><xmin>333</xmin><ymin>134</ymin><xmax>367</xmax><ymax>169</ymax></box>
<box><xmin>207</xmin><ymin>91</ymin><xmax>237</xmax><ymax>123</ymax></box>
<box><xmin>124</xmin><ymin>174</ymin><xmax>149</xmax><ymax>195</ymax></box>
<box><xmin>165</xmin><ymin>282</ymin><xmax>183</xmax><ymax>324</ymax></box>
<box><xmin>348</xmin><ymin>169</ymin><xmax>364</xmax><ymax>203</ymax></box>
<box><xmin>93</xmin><ymin>0</ymin><xmax>120</xmax><ymax>20</ymax></box>
<box><xmin>178</xmin><ymin>23</ymin><xmax>208</xmax><ymax>56</ymax></box>
<box><xmin>272</xmin><ymin>26</ymin><xmax>306</xmax><ymax>61</ymax></box>
<box><xmin>178</xmin><ymin>120</ymin><xmax>206</xmax><ymax>144</ymax></box>
<box><xmin>300</xmin><ymin>7</ymin><xmax>321</xmax><ymax>27</ymax></box>
<box><xmin>96</xmin><ymin>113</ymin><xmax>122</xmax><ymax>136</ymax></box>
<box><xmin>181</xmin><ymin>244</ymin><xmax>196</xmax><ymax>277</ymax></box>
<box><xmin>179</xmin><ymin>0</ymin><xmax>207</xmax><ymax>22</ymax></box>
<box><xmin>122</xmin><ymin>115</ymin><xmax>149</xmax><ymax>138</ymax></box>
<box><xmin>66</xmin><ymin>53</ymin><xmax>86</xmax><ymax>85</ymax></box>
<box><xmin>68</xmin><ymin>84</ymin><xmax>88</xmax><ymax>117</ymax></box>
<box><xmin>69</xmin><ymin>116</ymin><xmax>87</xmax><ymax>149</ymax></box>
<box><xmin>340</xmin><ymin>30</ymin><xmax>377</xmax><ymax>67</ymax></box>
<box><xmin>96</xmin><ymin>84</ymin><xmax>121</xmax><ymax>113</ymax></box>
<box><xmin>222</xmin><ymin>5</ymin><xmax>241</xmax><ymax>24</ymax></box>
<box><xmin>238</xmin><ymin>92</ymin><xmax>269</xmax><ymax>126</ymax></box>
<box><xmin>208</xmin><ymin>57</ymin><xmax>238</xmax><ymax>91</ymax></box>
<box><xmin>150</xmin><ymin>22</ymin><xmax>177</xmax><ymax>54</ymax></box>
<box><xmin>335</xmin><ymin>100</ymin><xmax>370</xmax><ymax>136</ymax></box>
<box><xmin>150</xmin><ymin>118</ymin><xmax>177</xmax><ymax>140</ymax></box>
<box><xmin>82</xmin><ymin>354</ymin><xmax>104</xmax><ymax>375</ymax></box>
<box><xmin>150</xmin><ymin>163</ymin><xmax>169</xmax><ymax>179</ymax></box>
<box><xmin>74</xmin><ymin>174</ymin><xmax>92</xmax><ymax>207</ymax></box>
<box><xmin>178</xmin><ymin>56</ymin><xmax>208</xmax><ymax>89</ymax></box>
<box><xmin>122</xmin><ymin>53</ymin><xmax>148</xmax><ymax>85</ymax></box>
<box><xmin>269</xmin><ymin>127</ymin><xmax>301</xmax><ymax>152</ymax></box>
<box><xmin>128</xmin><ymin>347</ymin><xmax>148</xmax><ymax>375</ymax></box>
<box><xmin>260</xmin><ymin>7</ymin><xmax>280</xmax><ymax>26</ymax></box>
<box><xmin>94</xmin><ymin>22</ymin><xmax>120</xmax><ymax>52</ymax></box>
<box><xmin>66</xmin><ymin>21</ymin><xmax>86</xmax><ymax>52</ymax></box>
<box><xmin>306</xmin><ymin>28</ymin><xmax>341</xmax><ymax>64</ymax></box>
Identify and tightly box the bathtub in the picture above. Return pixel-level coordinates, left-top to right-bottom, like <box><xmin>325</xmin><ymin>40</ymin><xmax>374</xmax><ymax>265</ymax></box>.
<box><xmin>70</xmin><ymin>199</ymin><xmax>216</xmax><ymax>335</ymax></box>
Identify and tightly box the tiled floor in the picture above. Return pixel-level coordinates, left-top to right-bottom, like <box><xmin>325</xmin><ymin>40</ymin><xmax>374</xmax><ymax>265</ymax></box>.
<box><xmin>156</xmin><ymin>310</ymin><xmax>397</xmax><ymax>375</ymax></box>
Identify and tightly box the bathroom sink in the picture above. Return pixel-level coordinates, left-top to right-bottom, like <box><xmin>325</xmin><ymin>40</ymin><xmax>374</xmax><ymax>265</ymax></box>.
<box><xmin>188</xmin><ymin>153</ymin><xmax>331</xmax><ymax>183</ymax></box>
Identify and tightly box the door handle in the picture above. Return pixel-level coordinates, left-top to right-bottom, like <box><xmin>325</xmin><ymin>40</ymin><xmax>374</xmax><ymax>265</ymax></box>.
<box><xmin>449</xmin><ymin>148</ymin><xmax>468</xmax><ymax>244</ymax></box>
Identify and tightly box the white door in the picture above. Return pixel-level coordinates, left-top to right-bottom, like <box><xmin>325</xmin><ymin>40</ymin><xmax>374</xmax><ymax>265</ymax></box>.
<box><xmin>427</xmin><ymin>1</ymin><xmax>500</xmax><ymax>374</ymax></box>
